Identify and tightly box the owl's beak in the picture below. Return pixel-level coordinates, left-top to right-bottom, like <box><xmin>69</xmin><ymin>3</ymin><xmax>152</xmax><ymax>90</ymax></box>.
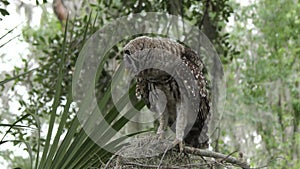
<box><xmin>123</xmin><ymin>51</ymin><xmax>139</xmax><ymax>73</ymax></box>
<box><xmin>123</xmin><ymin>54</ymin><xmax>133</xmax><ymax>68</ymax></box>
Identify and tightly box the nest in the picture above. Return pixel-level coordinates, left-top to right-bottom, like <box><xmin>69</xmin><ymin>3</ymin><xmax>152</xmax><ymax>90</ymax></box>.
<box><xmin>102</xmin><ymin>136</ymin><xmax>250</xmax><ymax>169</ymax></box>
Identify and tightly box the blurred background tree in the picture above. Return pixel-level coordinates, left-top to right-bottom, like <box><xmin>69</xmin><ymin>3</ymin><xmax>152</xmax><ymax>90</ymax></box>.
<box><xmin>223</xmin><ymin>0</ymin><xmax>300</xmax><ymax>168</ymax></box>
<box><xmin>0</xmin><ymin>0</ymin><xmax>299</xmax><ymax>168</ymax></box>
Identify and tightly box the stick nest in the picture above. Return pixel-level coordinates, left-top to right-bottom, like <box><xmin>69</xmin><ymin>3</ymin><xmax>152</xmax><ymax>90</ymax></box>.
<box><xmin>104</xmin><ymin>136</ymin><xmax>250</xmax><ymax>169</ymax></box>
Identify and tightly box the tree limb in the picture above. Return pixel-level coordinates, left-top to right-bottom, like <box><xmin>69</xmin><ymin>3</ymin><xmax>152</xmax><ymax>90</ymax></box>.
<box><xmin>183</xmin><ymin>146</ymin><xmax>250</xmax><ymax>169</ymax></box>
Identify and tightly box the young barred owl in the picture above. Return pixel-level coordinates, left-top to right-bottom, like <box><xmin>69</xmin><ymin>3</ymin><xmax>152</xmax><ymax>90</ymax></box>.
<box><xmin>123</xmin><ymin>36</ymin><xmax>210</xmax><ymax>149</ymax></box>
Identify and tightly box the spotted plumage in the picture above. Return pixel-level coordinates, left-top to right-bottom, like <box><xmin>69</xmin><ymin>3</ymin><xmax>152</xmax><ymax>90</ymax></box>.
<box><xmin>123</xmin><ymin>36</ymin><xmax>210</xmax><ymax>149</ymax></box>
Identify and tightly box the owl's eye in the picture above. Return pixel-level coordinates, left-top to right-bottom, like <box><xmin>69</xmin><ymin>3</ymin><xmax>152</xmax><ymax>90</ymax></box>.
<box><xmin>124</xmin><ymin>50</ymin><xmax>131</xmax><ymax>55</ymax></box>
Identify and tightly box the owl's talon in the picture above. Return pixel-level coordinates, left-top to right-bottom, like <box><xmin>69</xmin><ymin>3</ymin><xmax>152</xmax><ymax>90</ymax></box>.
<box><xmin>173</xmin><ymin>139</ymin><xmax>184</xmax><ymax>152</ymax></box>
<box><xmin>155</xmin><ymin>132</ymin><xmax>165</xmax><ymax>140</ymax></box>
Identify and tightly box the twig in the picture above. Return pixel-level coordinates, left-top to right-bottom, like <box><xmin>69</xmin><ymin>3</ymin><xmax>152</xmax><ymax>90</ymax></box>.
<box><xmin>183</xmin><ymin>146</ymin><xmax>250</xmax><ymax>169</ymax></box>
<box><xmin>92</xmin><ymin>153</ymin><xmax>106</xmax><ymax>167</ymax></box>
<box><xmin>104</xmin><ymin>152</ymin><xmax>119</xmax><ymax>169</ymax></box>
<box><xmin>158</xmin><ymin>143</ymin><xmax>171</xmax><ymax>169</ymax></box>
<box><xmin>123</xmin><ymin>162</ymin><xmax>181</xmax><ymax>169</ymax></box>
<box><xmin>179</xmin><ymin>162</ymin><xmax>215</xmax><ymax>168</ymax></box>
<box><xmin>220</xmin><ymin>150</ymin><xmax>238</xmax><ymax>163</ymax></box>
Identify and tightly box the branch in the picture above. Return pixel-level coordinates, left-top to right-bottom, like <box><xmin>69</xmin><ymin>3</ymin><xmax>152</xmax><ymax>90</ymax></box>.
<box><xmin>183</xmin><ymin>146</ymin><xmax>250</xmax><ymax>169</ymax></box>
<box><xmin>199</xmin><ymin>0</ymin><xmax>210</xmax><ymax>29</ymax></box>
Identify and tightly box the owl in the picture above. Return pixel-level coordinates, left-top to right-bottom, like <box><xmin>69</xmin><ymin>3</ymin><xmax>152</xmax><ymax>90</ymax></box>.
<box><xmin>123</xmin><ymin>36</ymin><xmax>210</xmax><ymax>150</ymax></box>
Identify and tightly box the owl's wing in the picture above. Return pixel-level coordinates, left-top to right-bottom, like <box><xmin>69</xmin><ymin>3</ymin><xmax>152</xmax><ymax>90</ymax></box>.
<box><xmin>180</xmin><ymin>47</ymin><xmax>210</xmax><ymax>148</ymax></box>
<box><xmin>182</xmin><ymin>47</ymin><xmax>205</xmax><ymax>72</ymax></box>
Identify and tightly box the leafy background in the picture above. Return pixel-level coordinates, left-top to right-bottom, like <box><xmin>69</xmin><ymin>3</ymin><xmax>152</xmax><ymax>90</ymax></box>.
<box><xmin>0</xmin><ymin>0</ymin><xmax>299</xmax><ymax>168</ymax></box>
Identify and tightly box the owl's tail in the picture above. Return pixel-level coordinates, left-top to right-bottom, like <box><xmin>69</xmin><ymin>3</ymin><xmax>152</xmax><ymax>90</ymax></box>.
<box><xmin>184</xmin><ymin>98</ymin><xmax>210</xmax><ymax>149</ymax></box>
<box><xmin>184</xmin><ymin>121</ymin><xmax>209</xmax><ymax>149</ymax></box>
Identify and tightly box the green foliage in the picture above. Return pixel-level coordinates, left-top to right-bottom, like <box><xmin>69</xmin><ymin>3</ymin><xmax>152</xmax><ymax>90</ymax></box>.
<box><xmin>0</xmin><ymin>0</ymin><xmax>236</xmax><ymax>168</ymax></box>
<box><xmin>223</xmin><ymin>0</ymin><xmax>300</xmax><ymax>168</ymax></box>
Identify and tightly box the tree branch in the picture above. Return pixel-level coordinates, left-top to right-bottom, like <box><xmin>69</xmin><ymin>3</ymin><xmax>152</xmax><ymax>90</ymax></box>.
<box><xmin>183</xmin><ymin>146</ymin><xmax>250</xmax><ymax>169</ymax></box>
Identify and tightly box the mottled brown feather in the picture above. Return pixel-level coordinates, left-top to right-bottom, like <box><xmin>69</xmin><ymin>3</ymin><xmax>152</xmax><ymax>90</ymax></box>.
<box><xmin>124</xmin><ymin>36</ymin><xmax>210</xmax><ymax>148</ymax></box>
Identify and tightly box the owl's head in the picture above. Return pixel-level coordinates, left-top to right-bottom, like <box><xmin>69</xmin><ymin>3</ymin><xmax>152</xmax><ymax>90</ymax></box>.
<box><xmin>123</xmin><ymin>36</ymin><xmax>153</xmax><ymax>73</ymax></box>
<box><xmin>124</xmin><ymin>36</ymin><xmax>152</xmax><ymax>55</ymax></box>
<box><xmin>123</xmin><ymin>36</ymin><xmax>184</xmax><ymax>56</ymax></box>
<box><xmin>123</xmin><ymin>36</ymin><xmax>183</xmax><ymax>71</ymax></box>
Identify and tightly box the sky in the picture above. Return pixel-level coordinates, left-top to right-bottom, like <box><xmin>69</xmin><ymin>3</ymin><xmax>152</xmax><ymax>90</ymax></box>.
<box><xmin>0</xmin><ymin>1</ymin><xmax>45</xmax><ymax>167</ymax></box>
<box><xmin>0</xmin><ymin>1</ymin><xmax>43</xmax><ymax>72</ymax></box>
<box><xmin>0</xmin><ymin>0</ymin><xmax>254</xmax><ymax>168</ymax></box>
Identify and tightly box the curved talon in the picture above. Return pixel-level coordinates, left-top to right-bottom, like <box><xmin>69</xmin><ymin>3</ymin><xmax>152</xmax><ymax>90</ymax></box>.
<box><xmin>172</xmin><ymin>139</ymin><xmax>184</xmax><ymax>152</ymax></box>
